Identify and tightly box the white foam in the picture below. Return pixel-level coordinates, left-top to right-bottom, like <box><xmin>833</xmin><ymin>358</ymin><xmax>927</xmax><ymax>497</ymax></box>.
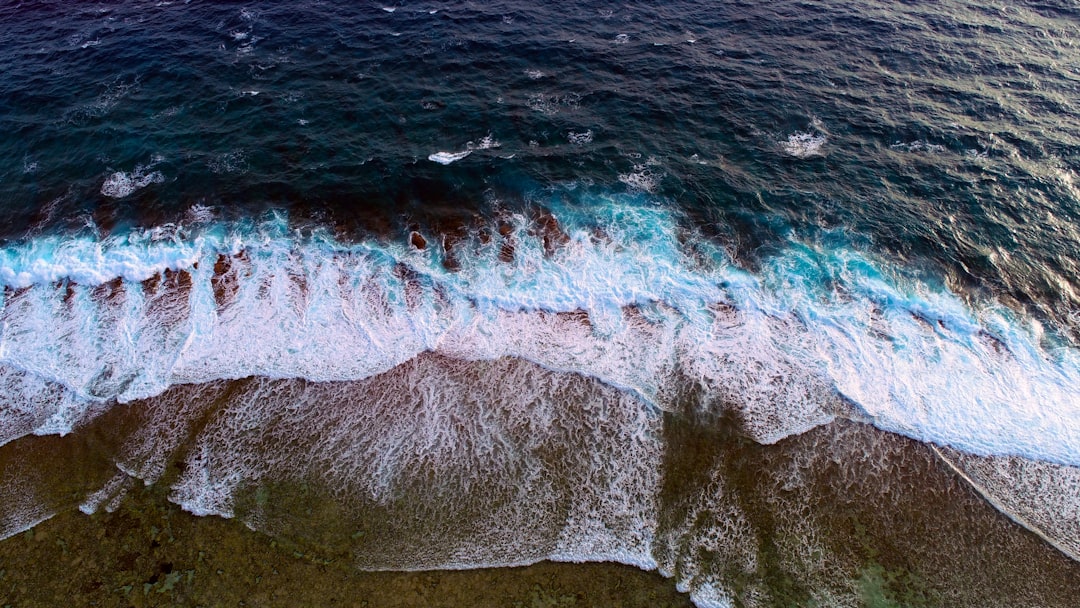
<box><xmin>110</xmin><ymin>358</ymin><xmax>658</xmax><ymax>573</ymax></box>
<box><xmin>935</xmin><ymin>447</ymin><xmax>1080</xmax><ymax>561</ymax></box>
<box><xmin>568</xmin><ymin>130</ymin><xmax>594</xmax><ymax>145</ymax></box>
<box><xmin>101</xmin><ymin>156</ymin><xmax>166</xmax><ymax>198</ymax></box>
<box><xmin>654</xmin><ymin>463</ymin><xmax>756</xmax><ymax>608</ymax></box>
<box><xmin>185</xmin><ymin>204</ymin><xmax>215</xmax><ymax>224</ymax></box>
<box><xmin>100</xmin><ymin>170</ymin><xmax>165</xmax><ymax>198</ymax></box>
<box><xmin>78</xmin><ymin>472</ymin><xmax>134</xmax><ymax>515</ymax></box>
<box><xmin>470</xmin><ymin>134</ymin><xmax>501</xmax><ymax>150</ymax></box>
<box><xmin>618</xmin><ymin>165</ymin><xmax>659</xmax><ymax>192</ymax></box>
<box><xmin>780</xmin><ymin>132</ymin><xmax>827</xmax><ymax>158</ymax></box>
<box><xmin>0</xmin><ymin>196</ymin><xmax>1079</xmax><ymax>467</ymax></box>
<box><xmin>890</xmin><ymin>140</ymin><xmax>946</xmax><ymax>154</ymax></box>
<box><xmin>428</xmin><ymin>150</ymin><xmax>472</xmax><ymax>164</ymax></box>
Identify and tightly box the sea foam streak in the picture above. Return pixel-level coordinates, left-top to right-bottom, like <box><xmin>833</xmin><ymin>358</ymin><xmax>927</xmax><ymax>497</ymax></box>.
<box><xmin>0</xmin><ymin>195</ymin><xmax>1078</xmax><ymax>465</ymax></box>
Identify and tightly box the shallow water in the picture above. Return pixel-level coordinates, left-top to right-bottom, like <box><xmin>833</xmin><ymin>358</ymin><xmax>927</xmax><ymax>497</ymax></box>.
<box><xmin>1</xmin><ymin>1</ymin><xmax>1080</xmax><ymax>606</ymax></box>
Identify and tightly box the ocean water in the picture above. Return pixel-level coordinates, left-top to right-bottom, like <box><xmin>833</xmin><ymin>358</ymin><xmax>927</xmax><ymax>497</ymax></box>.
<box><xmin>1</xmin><ymin>1</ymin><xmax>1080</xmax><ymax>606</ymax></box>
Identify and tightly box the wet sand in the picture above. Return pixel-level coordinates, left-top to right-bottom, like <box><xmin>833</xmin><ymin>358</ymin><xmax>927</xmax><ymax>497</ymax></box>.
<box><xmin>0</xmin><ymin>484</ymin><xmax>694</xmax><ymax>608</ymax></box>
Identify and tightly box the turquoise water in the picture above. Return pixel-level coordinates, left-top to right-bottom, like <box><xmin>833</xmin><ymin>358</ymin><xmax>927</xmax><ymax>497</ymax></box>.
<box><xmin>1</xmin><ymin>2</ymin><xmax>1080</xmax><ymax>606</ymax></box>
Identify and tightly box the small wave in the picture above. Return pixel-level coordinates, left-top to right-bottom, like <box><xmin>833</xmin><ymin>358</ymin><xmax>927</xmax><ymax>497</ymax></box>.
<box><xmin>568</xmin><ymin>130</ymin><xmax>594</xmax><ymax>145</ymax></box>
<box><xmin>185</xmin><ymin>205</ymin><xmax>215</xmax><ymax>224</ymax></box>
<box><xmin>780</xmin><ymin>131</ymin><xmax>827</xmax><ymax>158</ymax></box>
<box><xmin>527</xmin><ymin>92</ymin><xmax>581</xmax><ymax>116</ymax></box>
<box><xmin>151</xmin><ymin>105</ymin><xmax>182</xmax><ymax>120</ymax></box>
<box><xmin>428</xmin><ymin>150</ymin><xmax>472</xmax><ymax>164</ymax></box>
<box><xmin>430</xmin><ymin>136</ymin><xmax>499</xmax><ymax>164</ymax></box>
<box><xmin>890</xmin><ymin>140</ymin><xmax>946</xmax><ymax>154</ymax></box>
<box><xmin>100</xmin><ymin>164</ymin><xmax>165</xmax><ymax>198</ymax></box>
<box><xmin>470</xmin><ymin>134</ymin><xmax>501</xmax><ymax>150</ymax></box>
<box><xmin>618</xmin><ymin>165</ymin><xmax>659</xmax><ymax>192</ymax></box>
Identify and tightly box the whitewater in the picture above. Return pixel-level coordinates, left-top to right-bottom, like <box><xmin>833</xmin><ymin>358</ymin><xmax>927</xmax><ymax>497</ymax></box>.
<box><xmin>2</xmin><ymin>191</ymin><xmax>1078</xmax><ymax>455</ymax></box>
<box><xmin>2</xmin><ymin>194</ymin><xmax>1079</xmax><ymax>607</ymax></box>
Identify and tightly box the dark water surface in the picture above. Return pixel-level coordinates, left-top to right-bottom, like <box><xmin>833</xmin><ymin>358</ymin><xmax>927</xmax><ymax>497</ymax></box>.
<box><xmin>2</xmin><ymin>1</ymin><xmax>1080</xmax><ymax>606</ymax></box>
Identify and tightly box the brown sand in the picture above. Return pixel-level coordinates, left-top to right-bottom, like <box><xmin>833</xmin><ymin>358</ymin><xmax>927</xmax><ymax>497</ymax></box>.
<box><xmin>0</xmin><ymin>484</ymin><xmax>694</xmax><ymax>608</ymax></box>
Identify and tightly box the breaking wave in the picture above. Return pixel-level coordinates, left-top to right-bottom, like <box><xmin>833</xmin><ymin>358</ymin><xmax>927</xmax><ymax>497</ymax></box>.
<box><xmin>3</xmin><ymin>190</ymin><xmax>1080</xmax><ymax>606</ymax></box>
<box><xmin>1</xmin><ymin>193</ymin><xmax>1076</xmax><ymax>463</ymax></box>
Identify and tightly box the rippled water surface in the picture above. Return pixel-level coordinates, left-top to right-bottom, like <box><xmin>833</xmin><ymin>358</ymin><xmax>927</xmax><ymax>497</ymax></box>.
<box><xmin>2</xmin><ymin>2</ymin><xmax>1080</xmax><ymax>606</ymax></box>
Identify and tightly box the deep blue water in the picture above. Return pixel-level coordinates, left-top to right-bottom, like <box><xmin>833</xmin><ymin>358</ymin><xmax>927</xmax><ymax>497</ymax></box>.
<box><xmin>3</xmin><ymin>1</ymin><xmax>1078</xmax><ymax>326</ymax></box>
<box><xmin>2</xmin><ymin>2</ymin><xmax>1080</xmax><ymax>606</ymax></box>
